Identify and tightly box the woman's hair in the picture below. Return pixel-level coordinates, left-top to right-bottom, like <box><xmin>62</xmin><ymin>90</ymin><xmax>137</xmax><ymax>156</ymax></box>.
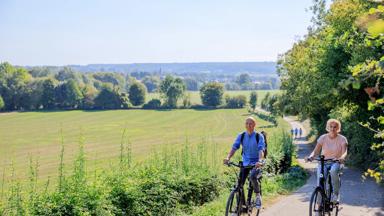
<box><xmin>326</xmin><ymin>119</ymin><xmax>341</xmax><ymax>133</ymax></box>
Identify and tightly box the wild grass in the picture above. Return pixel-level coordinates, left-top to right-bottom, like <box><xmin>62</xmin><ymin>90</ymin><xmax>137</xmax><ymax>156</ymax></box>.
<box><xmin>0</xmin><ymin>109</ymin><xmax>308</xmax><ymax>215</ymax></box>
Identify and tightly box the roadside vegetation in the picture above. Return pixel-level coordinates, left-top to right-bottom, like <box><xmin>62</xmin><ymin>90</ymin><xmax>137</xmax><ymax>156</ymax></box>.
<box><xmin>276</xmin><ymin>0</ymin><xmax>384</xmax><ymax>182</ymax></box>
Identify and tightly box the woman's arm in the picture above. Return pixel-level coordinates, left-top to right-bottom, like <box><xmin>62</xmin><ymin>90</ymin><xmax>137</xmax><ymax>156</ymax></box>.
<box><xmin>309</xmin><ymin>142</ymin><xmax>322</xmax><ymax>159</ymax></box>
<box><xmin>338</xmin><ymin>141</ymin><xmax>348</xmax><ymax>163</ymax></box>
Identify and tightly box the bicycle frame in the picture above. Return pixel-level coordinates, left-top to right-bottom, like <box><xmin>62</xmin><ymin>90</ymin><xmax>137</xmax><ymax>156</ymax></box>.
<box><xmin>309</xmin><ymin>155</ymin><xmax>340</xmax><ymax>215</ymax></box>
<box><xmin>226</xmin><ymin>161</ymin><xmax>261</xmax><ymax>216</ymax></box>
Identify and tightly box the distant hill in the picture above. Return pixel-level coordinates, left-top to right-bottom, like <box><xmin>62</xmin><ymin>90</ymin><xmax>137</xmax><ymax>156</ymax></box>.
<box><xmin>68</xmin><ymin>62</ymin><xmax>277</xmax><ymax>76</ymax></box>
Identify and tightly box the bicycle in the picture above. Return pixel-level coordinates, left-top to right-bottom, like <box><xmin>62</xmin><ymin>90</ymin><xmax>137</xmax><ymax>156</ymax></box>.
<box><xmin>307</xmin><ymin>155</ymin><xmax>341</xmax><ymax>216</ymax></box>
<box><xmin>225</xmin><ymin>161</ymin><xmax>263</xmax><ymax>216</ymax></box>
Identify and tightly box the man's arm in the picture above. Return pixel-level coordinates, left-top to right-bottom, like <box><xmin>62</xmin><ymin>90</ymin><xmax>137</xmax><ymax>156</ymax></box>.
<box><xmin>256</xmin><ymin>134</ymin><xmax>265</xmax><ymax>167</ymax></box>
<box><xmin>224</xmin><ymin>149</ymin><xmax>236</xmax><ymax>164</ymax></box>
<box><xmin>223</xmin><ymin>133</ymin><xmax>241</xmax><ymax>164</ymax></box>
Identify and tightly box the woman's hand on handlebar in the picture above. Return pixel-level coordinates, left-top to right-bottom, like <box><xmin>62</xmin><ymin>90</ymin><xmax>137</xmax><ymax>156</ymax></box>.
<box><xmin>304</xmin><ymin>156</ymin><xmax>313</xmax><ymax>162</ymax></box>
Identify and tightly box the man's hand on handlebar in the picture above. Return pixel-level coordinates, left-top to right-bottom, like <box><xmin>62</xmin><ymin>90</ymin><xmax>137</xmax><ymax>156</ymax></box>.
<box><xmin>255</xmin><ymin>159</ymin><xmax>266</xmax><ymax>168</ymax></box>
<box><xmin>223</xmin><ymin>158</ymin><xmax>230</xmax><ymax>165</ymax></box>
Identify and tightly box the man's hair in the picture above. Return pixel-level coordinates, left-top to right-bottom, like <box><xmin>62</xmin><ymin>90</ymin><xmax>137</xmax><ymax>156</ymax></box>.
<box><xmin>245</xmin><ymin>116</ymin><xmax>256</xmax><ymax>124</ymax></box>
<box><xmin>326</xmin><ymin>119</ymin><xmax>341</xmax><ymax>133</ymax></box>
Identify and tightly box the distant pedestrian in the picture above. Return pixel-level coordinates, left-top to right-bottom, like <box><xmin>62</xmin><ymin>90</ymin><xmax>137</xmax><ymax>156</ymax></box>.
<box><xmin>299</xmin><ymin>128</ymin><xmax>303</xmax><ymax>138</ymax></box>
<box><xmin>291</xmin><ymin>129</ymin><xmax>294</xmax><ymax>137</ymax></box>
<box><xmin>294</xmin><ymin>128</ymin><xmax>298</xmax><ymax>138</ymax></box>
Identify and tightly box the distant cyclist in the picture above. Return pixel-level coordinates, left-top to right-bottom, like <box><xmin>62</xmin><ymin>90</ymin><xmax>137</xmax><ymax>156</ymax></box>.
<box><xmin>223</xmin><ymin>117</ymin><xmax>265</xmax><ymax>209</ymax></box>
<box><xmin>299</xmin><ymin>128</ymin><xmax>303</xmax><ymax>138</ymax></box>
<box><xmin>306</xmin><ymin>119</ymin><xmax>348</xmax><ymax>203</ymax></box>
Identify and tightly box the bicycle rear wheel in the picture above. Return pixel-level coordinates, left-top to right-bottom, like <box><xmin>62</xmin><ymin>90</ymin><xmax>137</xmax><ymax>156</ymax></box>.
<box><xmin>247</xmin><ymin>194</ymin><xmax>260</xmax><ymax>216</ymax></box>
<box><xmin>226</xmin><ymin>189</ymin><xmax>243</xmax><ymax>216</ymax></box>
<box><xmin>309</xmin><ymin>187</ymin><xmax>325</xmax><ymax>216</ymax></box>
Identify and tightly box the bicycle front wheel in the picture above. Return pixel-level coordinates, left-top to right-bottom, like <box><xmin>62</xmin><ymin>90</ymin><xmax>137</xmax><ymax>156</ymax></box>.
<box><xmin>226</xmin><ymin>189</ymin><xmax>242</xmax><ymax>216</ymax></box>
<box><xmin>309</xmin><ymin>187</ymin><xmax>325</xmax><ymax>216</ymax></box>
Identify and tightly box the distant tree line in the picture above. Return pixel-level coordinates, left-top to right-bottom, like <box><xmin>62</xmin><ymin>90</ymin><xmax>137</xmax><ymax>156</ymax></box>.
<box><xmin>0</xmin><ymin>62</ymin><xmax>278</xmax><ymax>111</ymax></box>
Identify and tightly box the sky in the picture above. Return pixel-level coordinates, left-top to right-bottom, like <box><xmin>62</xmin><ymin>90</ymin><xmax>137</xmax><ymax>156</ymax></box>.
<box><xmin>0</xmin><ymin>0</ymin><xmax>314</xmax><ymax>66</ymax></box>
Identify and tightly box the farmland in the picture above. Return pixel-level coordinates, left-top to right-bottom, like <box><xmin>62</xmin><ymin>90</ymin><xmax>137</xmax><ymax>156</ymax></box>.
<box><xmin>0</xmin><ymin>107</ymin><xmax>285</xmax><ymax>184</ymax></box>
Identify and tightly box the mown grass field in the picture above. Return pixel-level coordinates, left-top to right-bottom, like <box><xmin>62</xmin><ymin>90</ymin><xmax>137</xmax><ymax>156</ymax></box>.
<box><xmin>148</xmin><ymin>90</ymin><xmax>282</xmax><ymax>106</ymax></box>
<box><xmin>0</xmin><ymin>106</ymin><xmax>288</xmax><ymax>189</ymax></box>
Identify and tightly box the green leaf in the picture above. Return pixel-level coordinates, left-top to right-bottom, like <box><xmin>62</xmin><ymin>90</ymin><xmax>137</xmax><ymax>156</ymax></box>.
<box><xmin>376</xmin><ymin>98</ymin><xmax>384</xmax><ymax>104</ymax></box>
<box><xmin>369</xmin><ymin>8</ymin><xmax>376</xmax><ymax>14</ymax></box>
<box><xmin>352</xmin><ymin>81</ymin><xmax>361</xmax><ymax>89</ymax></box>
<box><xmin>368</xmin><ymin>20</ymin><xmax>384</xmax><ymax>37</ymax></box>
<box><xmin>378</xmin><ymin>116</ymin><xmax>384</xmax><ymax>124</ymax></box>
<box><xmin>368</xmin><ymin>100</ymin><xmax>376</xmax><ymax>111</ymax></box>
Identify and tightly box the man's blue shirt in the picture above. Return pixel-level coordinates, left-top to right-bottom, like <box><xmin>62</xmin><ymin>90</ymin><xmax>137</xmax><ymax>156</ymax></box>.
<box><xmin>232</xmin><ymin>131</ymin><xmax>265</xmax><ymax>166</ymax></box>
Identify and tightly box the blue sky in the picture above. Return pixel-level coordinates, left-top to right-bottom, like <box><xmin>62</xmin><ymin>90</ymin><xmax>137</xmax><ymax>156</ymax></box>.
<box><xmin>0</xmin><ymin>0</ymin><xmax>314</xmax><ymax>66</ymax></box>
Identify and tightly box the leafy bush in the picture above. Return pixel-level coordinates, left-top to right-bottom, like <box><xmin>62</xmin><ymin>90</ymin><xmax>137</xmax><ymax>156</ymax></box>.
<box><xmin>129</xmin><ymin>82</ymin><xmax>147</xmax><ymax>106</ymax></box>
<box><xmin>31</xmin><ymin>181</ymin><xmax>113</xmax><ymax>216</ymax></box>
<box><xmin>142</xmin><ymin>99</ymin><xmax>162</xmax><ymax>109</ymax></box>
<box><xmin>253</xmin><ymin>111</ymin><xmax>277</xmax><ymax>126</ymax></box>
<box><xmin>263</xmin><ymin>131</ymin><xmax>294</xmax><ymax>174</ymax></box>
<box><xmin>200</xmin><ymin>82</ymin><xmax>224</xmax><ymax>107</ymax></box>
<box><xmin>94</xmin><ymin>85</ymin><xmax>131</xmax><ymax>109</ymax></box>
<box><xmin>224</xmin><ymin>95</ymin><xmax>247</xmax><ymax>108</ymax></box>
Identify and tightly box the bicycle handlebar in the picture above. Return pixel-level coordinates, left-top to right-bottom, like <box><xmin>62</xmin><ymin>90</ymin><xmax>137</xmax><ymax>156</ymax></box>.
<box><xmin>225</xmin><ymin>160</ymin><xmax>266</xmax><ymax>168</ymax></box>
<box><xmin>307</xmin><ymin>157</ymin><xmax>340</xmax><ymax>163</ymax></box>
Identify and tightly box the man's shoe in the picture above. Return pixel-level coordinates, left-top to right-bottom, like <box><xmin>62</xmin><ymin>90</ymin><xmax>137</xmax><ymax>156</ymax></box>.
<box><xmin>255</xmin><ymin>195</ymin><xmax>262</xmax><ymax>209</ymax></box>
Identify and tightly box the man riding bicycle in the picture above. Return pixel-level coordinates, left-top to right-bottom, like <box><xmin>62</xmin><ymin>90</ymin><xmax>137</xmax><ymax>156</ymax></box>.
<box><xmin>223</xmin><ymin>116</ymin><xmax>265</xmax><ymax>209</ymax></box>
<box><xmin>306</xmin><ymin>119</ymin><xmax>348</xmax><ymax>203</ymax></box>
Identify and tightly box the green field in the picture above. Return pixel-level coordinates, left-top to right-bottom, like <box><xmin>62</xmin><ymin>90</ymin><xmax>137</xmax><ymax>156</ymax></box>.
<box><xmin>0</xmin><ymin>107</ymin><xmax>288</xmax><ymax>186</ymax></box>
<box><xmin>147</xmin><ymin>90</ymin><xmax>281</xmax><ymax>106</ymax></box>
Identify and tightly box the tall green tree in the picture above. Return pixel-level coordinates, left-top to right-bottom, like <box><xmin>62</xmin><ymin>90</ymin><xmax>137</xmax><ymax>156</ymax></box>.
<box><xmin>55</xmin><ymin>67</ymin><xmax>78</xmax><ymax>82</ymax></box>
<box><xmin>21</xmin><ymin>79</ymin><xmax>45</xmax><ymax>110</ymax></box>
<box><xmin>249</xmin><ymin>91</ymin><xmax>258</xmax><ymax>111</ymax></box>
<box><xmin>94</xmin><ymin>85</ymin><xmax>130</xmax><ymax>109</ymax></box>
<box><xmin>41</xmin><ymin>78</ymin><xmax>57</xmax><ymax>109</ymax></box>
<box><xmin>236</xmin><ymin>73</ymin><xmax>251</xmax><ymax>86</ymax></box>
<box><xmin>159</xmin><ymin>75</ymin><xmax>185</xmax><ymax>108</ymax></box>
<box><xmin>142</xmin><ymin>76</ymin><xmax>160</xmax><ymax>93</ymax></box>
<box><xmin>0</xmin><ymin>62</ymin><xmax>32</xmax><ymax>110</ymax></box>
<box><xmin>200</xmin><ymin>82</ymin><xmax>224</xmax><ymax>107</ymax></box>
<box><xmin>129</xmin><ymin>82</ymin><xmax>147</xmax><ymax>106</ymax></box>
<box><xmin>55</xmin><ymin>80</ymin><xmax>83</xmax><ymax>109</ymax></box>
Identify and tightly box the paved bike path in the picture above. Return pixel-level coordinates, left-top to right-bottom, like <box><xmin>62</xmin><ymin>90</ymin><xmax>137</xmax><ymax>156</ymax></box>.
<box><xmin>260</xmin><ymin>117</ymin><xmax>384</xmax><ymax>216</ymax></box>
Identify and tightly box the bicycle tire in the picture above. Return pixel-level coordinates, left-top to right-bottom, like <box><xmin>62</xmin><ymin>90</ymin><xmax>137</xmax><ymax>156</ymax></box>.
<box><xmin>309</xmin><ymin>187</ymin><xmax>325</xmax><ymax>216</ymax></box>
<box><xmin>334</xmin><ymin>204</ymin><xmax>339</xmax><ymax>216</ymax></box>
<box><xmin>226</xmin><ymin>189</ymin><xmax>242</xmax><ymax>216</ymax></box>
<box><xmin>326</xmin><ymin>174</ymin><xmax>340</xmax><ymax>216</ymax></box>
<box><xmin>247</xmin><ymin>196</ymin><xmax>260</xmax><ymax>216</ymax></box>
<box><xmin>249</xmin><ymin>186</ymin><xmax>261</xmax><ymax>216</ymax></box>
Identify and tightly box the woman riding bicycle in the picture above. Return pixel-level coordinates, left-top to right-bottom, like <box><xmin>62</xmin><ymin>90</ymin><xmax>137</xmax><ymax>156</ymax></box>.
<box><xmin>223</xmin><ymin>116</ymin><xmax>265</xmax><ymax>209</ymax></box>
<box><xmin>307</xmin><ymin>119</ymin><xmax>348</xmax><ymax>203</ymax></box>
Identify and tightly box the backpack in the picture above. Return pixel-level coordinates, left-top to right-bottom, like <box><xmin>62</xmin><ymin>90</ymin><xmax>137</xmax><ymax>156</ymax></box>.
<box><xmin>240</xmin><ymin>131</ymin><xmax>268</xmax><ymax>158</ymax></box>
